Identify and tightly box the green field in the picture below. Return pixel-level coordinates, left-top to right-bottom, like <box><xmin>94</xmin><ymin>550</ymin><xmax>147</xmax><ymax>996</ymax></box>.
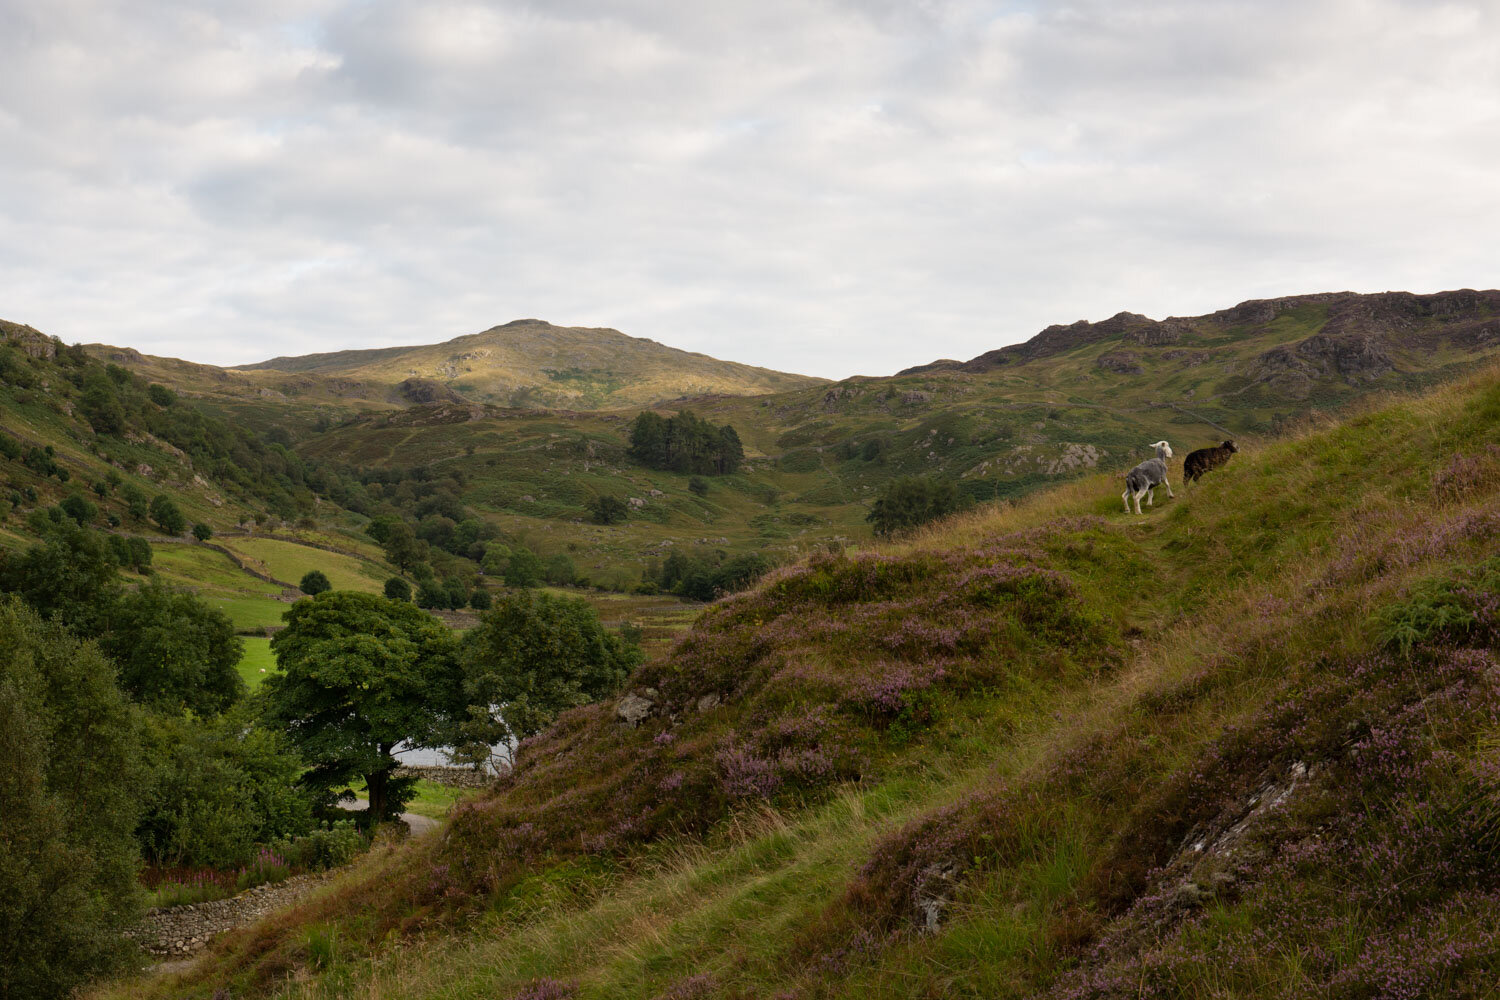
<box><xmin>350</xmin><ymin>779</ymin><xmax>475</xmax><ymax>821</ymax></box>
<box><xmin>150</xmin><ymin>542</ymin><xmax>284</xmax><ymax>598</ymax></box>
<box><xmin>221</xmin><ymin>536</ymin><xmax>388</xmax><ymax>593</ymax></box>
<box><xmin>236</xmin><ymin>636</ymin><xmax>276</xmax><ymax>691</ymax></box>
<box><xmin>208</xmin><ymin>595</ymin><xmax>291</xmax><ymax>632</ymax></box>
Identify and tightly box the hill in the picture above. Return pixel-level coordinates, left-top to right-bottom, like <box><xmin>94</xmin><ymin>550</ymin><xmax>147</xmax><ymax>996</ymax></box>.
<box><xmin>100</xmin><ymin>359</ymin><xmax>1500</xmax><ymax>998</ymax></box>
<box><xmin>232</xmin><ymin>318</ymin><xmax>827</xmax><ymax>409</ymax></box>
<box><xmin>289</xmin><ymin>289</ymin><xmax>1500</xmax><ymax>588</ymax></box>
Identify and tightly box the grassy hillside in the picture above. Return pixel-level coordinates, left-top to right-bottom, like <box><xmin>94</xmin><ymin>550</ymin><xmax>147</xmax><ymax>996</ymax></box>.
<box><xmin>290</xmin><ymin>289</ymin><xmax>1500</xmax><ymax>589</ymax></box>
<box><xmin>88</xmin><ymin>320</ymin><xmax>826</xmax><ymax>426</ymax></box>
<box><xmin>101</xmin><ymin>362</ymin><xmax>1500</xmax><ymax>999</ymax></box>
<box><xmin>234</xmin><ymin>319</ymin><xmax>826</xmax><ymax>409</ymax></box>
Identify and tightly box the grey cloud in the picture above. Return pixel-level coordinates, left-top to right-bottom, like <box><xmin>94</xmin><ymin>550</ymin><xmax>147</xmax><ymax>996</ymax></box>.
<box><xmin>1</xmin><ymin>0</ymin><xmax>1498</xmax><ymax>377</ymax></box>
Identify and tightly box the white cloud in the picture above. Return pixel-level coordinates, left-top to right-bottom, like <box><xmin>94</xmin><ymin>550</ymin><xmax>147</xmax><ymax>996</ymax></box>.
<box><xmin>1</xmin><ymin>0</ymin><xmax>1498</xmax><ymax>377</ymax></box>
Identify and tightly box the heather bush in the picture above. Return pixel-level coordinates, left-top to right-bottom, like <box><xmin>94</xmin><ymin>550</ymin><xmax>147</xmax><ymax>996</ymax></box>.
<box><xmin>433</xmin><ymin>523</ymin><xmax>1117</xmax><ymax>906</ymax></box>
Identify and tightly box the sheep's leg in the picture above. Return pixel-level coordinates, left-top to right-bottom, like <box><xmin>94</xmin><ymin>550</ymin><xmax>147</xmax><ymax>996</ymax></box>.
<box><xmin>1164</xmin><ymin>475</ymin><xmax>1175</xmax><ymax>499</ymax></box>
<box><xmin>1122</xmin><ymin>489</ymin><xmax>1131</xmax><ymax>514</ymax></box>
<box><xmin>1146</xmin><ymin>487</ymin><xmax>1154</xmax><ymax>507</ymax></box>
<box><xmin>1133</xmin><ymin>489</ymin><xmax>1144</xmax><ymax>515</ymax></box>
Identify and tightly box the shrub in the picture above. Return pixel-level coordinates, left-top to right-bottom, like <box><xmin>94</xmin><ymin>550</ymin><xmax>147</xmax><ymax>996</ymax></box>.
<box><xmin>544</xmin><ymin>552</ymin><xmax>577</xmax><ymax>586</ymax></box>
<box><xmin>504</xmin><ymin>546</ymin><xmax>544</xmax><ymax>588</ymax></box>
<box><xmin>273</xmin><ymin>820</ymin><xmax>368</xmax><ymax>871</ymax></box>
<box><xmin>58</xmin><ymin>493</ymin><xmax>96</xmax><ymax>525</ymax></box>
<box><xmin>470</xmin><ymin>588</ymin><xmax>492</xmax><ymax>610</ymax></box>
<box><xmin>416</xmin><ymin>580</ymin><xmax>448</xmax><ymax>609</ymax></box>
<box><xmin>688</xmin><ymin>475</ymin><xmax>709</xmax><ymax>496</ymax></box>
<box><xmin>866</xmin><ymin>475</ymin><xmax>964</xmax><ymax>537</ymax></box>
<box><xmin>136</xmin><ymin>708</ymin><xmax>313</xmax><ymax>868</ymax></box>
<box><xmin>191</xmin><ymin>522</ymin><xmax>213</xmax><ymax>541</ymax></box>
<box><xmin>384</xmin><ymin>577</ymin><xmax>412</xmax><ymax>602</ymax></box>
<box><xmin>299</xmin><ymin>569</ymin><xmax>332</xmax><ymax>596</ymax></box>
<box><xmin>588</xmin><ymin>494</ymin><xmax>629</xmax><ymax>525</ymax></box>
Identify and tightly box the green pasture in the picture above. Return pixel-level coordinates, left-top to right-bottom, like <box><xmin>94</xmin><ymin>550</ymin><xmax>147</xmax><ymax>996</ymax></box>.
<box><xmin>223</xmin><ymin>536</ymin><xmax>387</xmax><ymax>593</ymax></box>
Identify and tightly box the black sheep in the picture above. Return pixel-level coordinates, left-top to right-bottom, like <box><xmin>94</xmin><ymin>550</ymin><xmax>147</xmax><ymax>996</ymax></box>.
<box><xmin>1184</xmin><ymin>440</ymin><xmax>1238</xmax><ymax>484</ymax></box>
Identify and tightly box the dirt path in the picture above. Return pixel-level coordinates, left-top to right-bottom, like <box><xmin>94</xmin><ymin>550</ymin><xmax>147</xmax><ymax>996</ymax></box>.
<box><xmin>335</xmin><ymin>799</ymin><xmax>440</xmax><ymax>835</ymax></box>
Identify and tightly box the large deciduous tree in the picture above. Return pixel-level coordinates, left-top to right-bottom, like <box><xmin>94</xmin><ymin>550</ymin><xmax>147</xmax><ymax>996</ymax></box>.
<box><xmin>0</xmin><ymin>599</ymin><xmax>144</xmax><ymax>1000</ymax></box>
<box><xmin>457</xmin><ymin>590</ymin><xmax>640</xmax><ymax>763</ymax></box>
<box><xmin>260</xmin><ymin>592</ymin><xmax>460</xmax><ymax>825</ymax></box>
<box><xmin>96</xmin><ymin>581</ymin><xmax>244</xmax><ymax>716</ymax></box>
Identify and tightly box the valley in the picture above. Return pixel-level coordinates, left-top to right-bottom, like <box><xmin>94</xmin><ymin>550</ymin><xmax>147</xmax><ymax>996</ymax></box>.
<box><xmin>5</xmin><ymin>288</ymin><xmax>1500</xmax><ymax>999</ymax></box>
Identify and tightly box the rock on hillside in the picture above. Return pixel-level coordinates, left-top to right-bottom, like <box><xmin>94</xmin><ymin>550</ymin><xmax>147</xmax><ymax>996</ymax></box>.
<box><xmin>901</xmin><ymin>288</ymin><xmax>1500</xmax><ymax>376</ymax></box>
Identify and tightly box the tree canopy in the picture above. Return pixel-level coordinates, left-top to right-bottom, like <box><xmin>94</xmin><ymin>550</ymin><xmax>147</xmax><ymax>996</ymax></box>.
<box><xmin>627</xmin><ymin>409</ymin><xmax>744</xmax><ymax>475</ymax></box>
<box><xmin>0</xmin><ymin>599</ymin><xmax>144</xmax><ymax>1000</ymax></box>
<box><xmin>96</xmin><ymin>580</ymin><xmax>244</xmax><ymax>716</ymax></box>
<box><xmin>299</xmin><ymin>569</ymin><xmax>332</xmax><ymax>595</ymax></box>
<box><xmin>459</xmin><ymin>590</ymin><xmax>641</xmax><ymax>756</ymax></box>
<box><xmin>260</xmin><ymin>592</ymin><xmax>461</xmax><ymax>824</ymax></box>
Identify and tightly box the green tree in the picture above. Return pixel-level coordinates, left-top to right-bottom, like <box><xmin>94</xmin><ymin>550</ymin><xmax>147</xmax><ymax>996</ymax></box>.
<box><xmin>415</xmin><ymin>580</ymin><xmax>448</xmax><ymax>609</ymax></box>
<box><xmin>120</xmin><ymin>482</ymin><xmax>149</xmax><ymax>522</ymax></box>
<box><xmin>0</xmin><ymin>520</ymin><xmax>120</xmax><ymax>624</ymax></box>
<box><xmin>299</xmin><ymin>570</ymin><xmax>332</xmax><ymax>596</ymax></box>
<box><xmin>79</xmin><ymin>377</ymin><xmax>126</xmax><ymax>435</ymax></box>
<box><xmin>384</xmin><ymin>577</ymin><xmax>412</xmax><ymax>602</ymax></box>
<box><xmin>504</xmin><ymin>545</ymin><xmax>544</xmax><ymax>588</ymax></box>
<box><xmin>136</xmin><ymin>707</ymin><xmax>313</xmax><ymax>868</ymax></box>
<box><xmin>261</xmin><ymin>592</ymin><xmax>461</xmax><ymax>825</ymax></box>
<box><xmin>96</xmin><ymin>581</ymin><xmax>244</xmax><ymax>717</ymax></box>
<box><xmin>191</xmin><ymin>522</ymin><xmax>213</xmax><ymax>542</ymax></box>
<box><xmin>0</xmin><ymin>599</ymin><xmax>144</xmax><ymax>999</ymax></box>
<box><xmin>458</xmin><ymin>590</ymin><xmax>641</xmax><ymax>752</ymax></box>
<box><xmin>381</xmin><ymin>519</ymin><xmax>427</xmax><ymax>573</ymax></box>
<box><xmin>544</xmin><ymin>552</ymin><xmax>578</xmax><ymax>586</ymax></box>
<box><xmin>58</xmin><ymin>493</ymin><xmax>97</xmax><ymax>525</ymax></box>
<box><xmin>148</xmin><ymin>493</ymin><xmax>187</xmax><ymax>535</ymax></box>
<box><xmin>866</xmin><ymin>475</ymin><xmax>964</xmax><ymax>538</ymax></box>
<box><xmin>588</xmin><ymin>494</ymin><xmax>629</xmax><ymax>525</ymax></box>
<box><xmin>469</xmin><ymin>587</ymin><xmax>492</xmax><ymax>610</ymax></box>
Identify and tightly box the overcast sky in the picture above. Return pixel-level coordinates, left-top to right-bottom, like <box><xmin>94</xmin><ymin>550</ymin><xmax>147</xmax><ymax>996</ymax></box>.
<box><xmin>2</xmin><ymin>0</ymin><xmax>1497</xmax><ymax>379</ymax></box>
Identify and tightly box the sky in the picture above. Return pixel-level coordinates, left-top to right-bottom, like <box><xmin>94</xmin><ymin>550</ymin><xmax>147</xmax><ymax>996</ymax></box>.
<box><xmin>2</xmin><ymin>0</ymin><xmax>1498</xmax><ymax>380</ymax></box>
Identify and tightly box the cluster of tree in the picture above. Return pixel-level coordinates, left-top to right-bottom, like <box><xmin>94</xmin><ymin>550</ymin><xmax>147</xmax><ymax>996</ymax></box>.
<box><xmin>866</xmin><ymin>475</ymin><xmax>966</xmax><ymax>537</ymax></box>
<box><xmin>261</xmin><ymin>589</ymin><xmax>640</xmax><ymax>822</ymax></box>
<box><xmin>0</xmin><ymin>509</ymin><xmax>643</xmax><ymax>997</ymax></box>
<box><xmin>0</xmin><ymin>343</ymin><xmax>357</xmax><ymax>525</ymax></box>
<box><xmin>627</xmin><ymin>409</ymin><xmax>745</xmax><ymax>475</ymax></box>
<box><xmin>640</xmin><ymin>549</ymin><xmax>775</xmax><ymax>602</ymax></box>
<box><xmin>0</xmin><ymin>517</ymin><xmax>312</xmax><ymax>998</ymax></box>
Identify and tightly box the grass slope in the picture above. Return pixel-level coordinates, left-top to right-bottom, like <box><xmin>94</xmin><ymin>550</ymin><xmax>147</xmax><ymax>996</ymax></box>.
<box><xmin>291</xmin><ymin>290</ymin><xmax>1500</xmax><ymax>587</ymax></box>
<box><xmin>101</xmin><ymin>364</ymin><xmax>1500</xmax><ymax>999</ymax></box>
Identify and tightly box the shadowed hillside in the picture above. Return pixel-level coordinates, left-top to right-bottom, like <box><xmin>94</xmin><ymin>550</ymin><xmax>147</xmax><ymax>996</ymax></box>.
<box><xmin>101</xmin><ymin>360</ymin><xmax>1500</xmax><ymax>999</ymax></box>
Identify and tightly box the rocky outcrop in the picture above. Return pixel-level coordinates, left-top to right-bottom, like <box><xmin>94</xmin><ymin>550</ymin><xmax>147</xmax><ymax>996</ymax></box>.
<box><xmin>616</xmin><ymin>690</ymin><xmax>657</xmax><ymax>727</ymax></box>
<box><xmin>1097</xmin><ymin>351</ymin><xmax>1144</xmax><ymax>375</ymax></box>
<box><xmin>1</xmin><ymin>321</ymin><xmax>57</xmax><ymax>359</ymax></box>
<box><xmin>397</xmin><ymin>377</ymin><xmax>464</xmax><ymax>405</ymax></box>
<box><xmin>1252</xmin><ymin>331</ymin><xmax>1395</xmax><ymax>389</ymax></box>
